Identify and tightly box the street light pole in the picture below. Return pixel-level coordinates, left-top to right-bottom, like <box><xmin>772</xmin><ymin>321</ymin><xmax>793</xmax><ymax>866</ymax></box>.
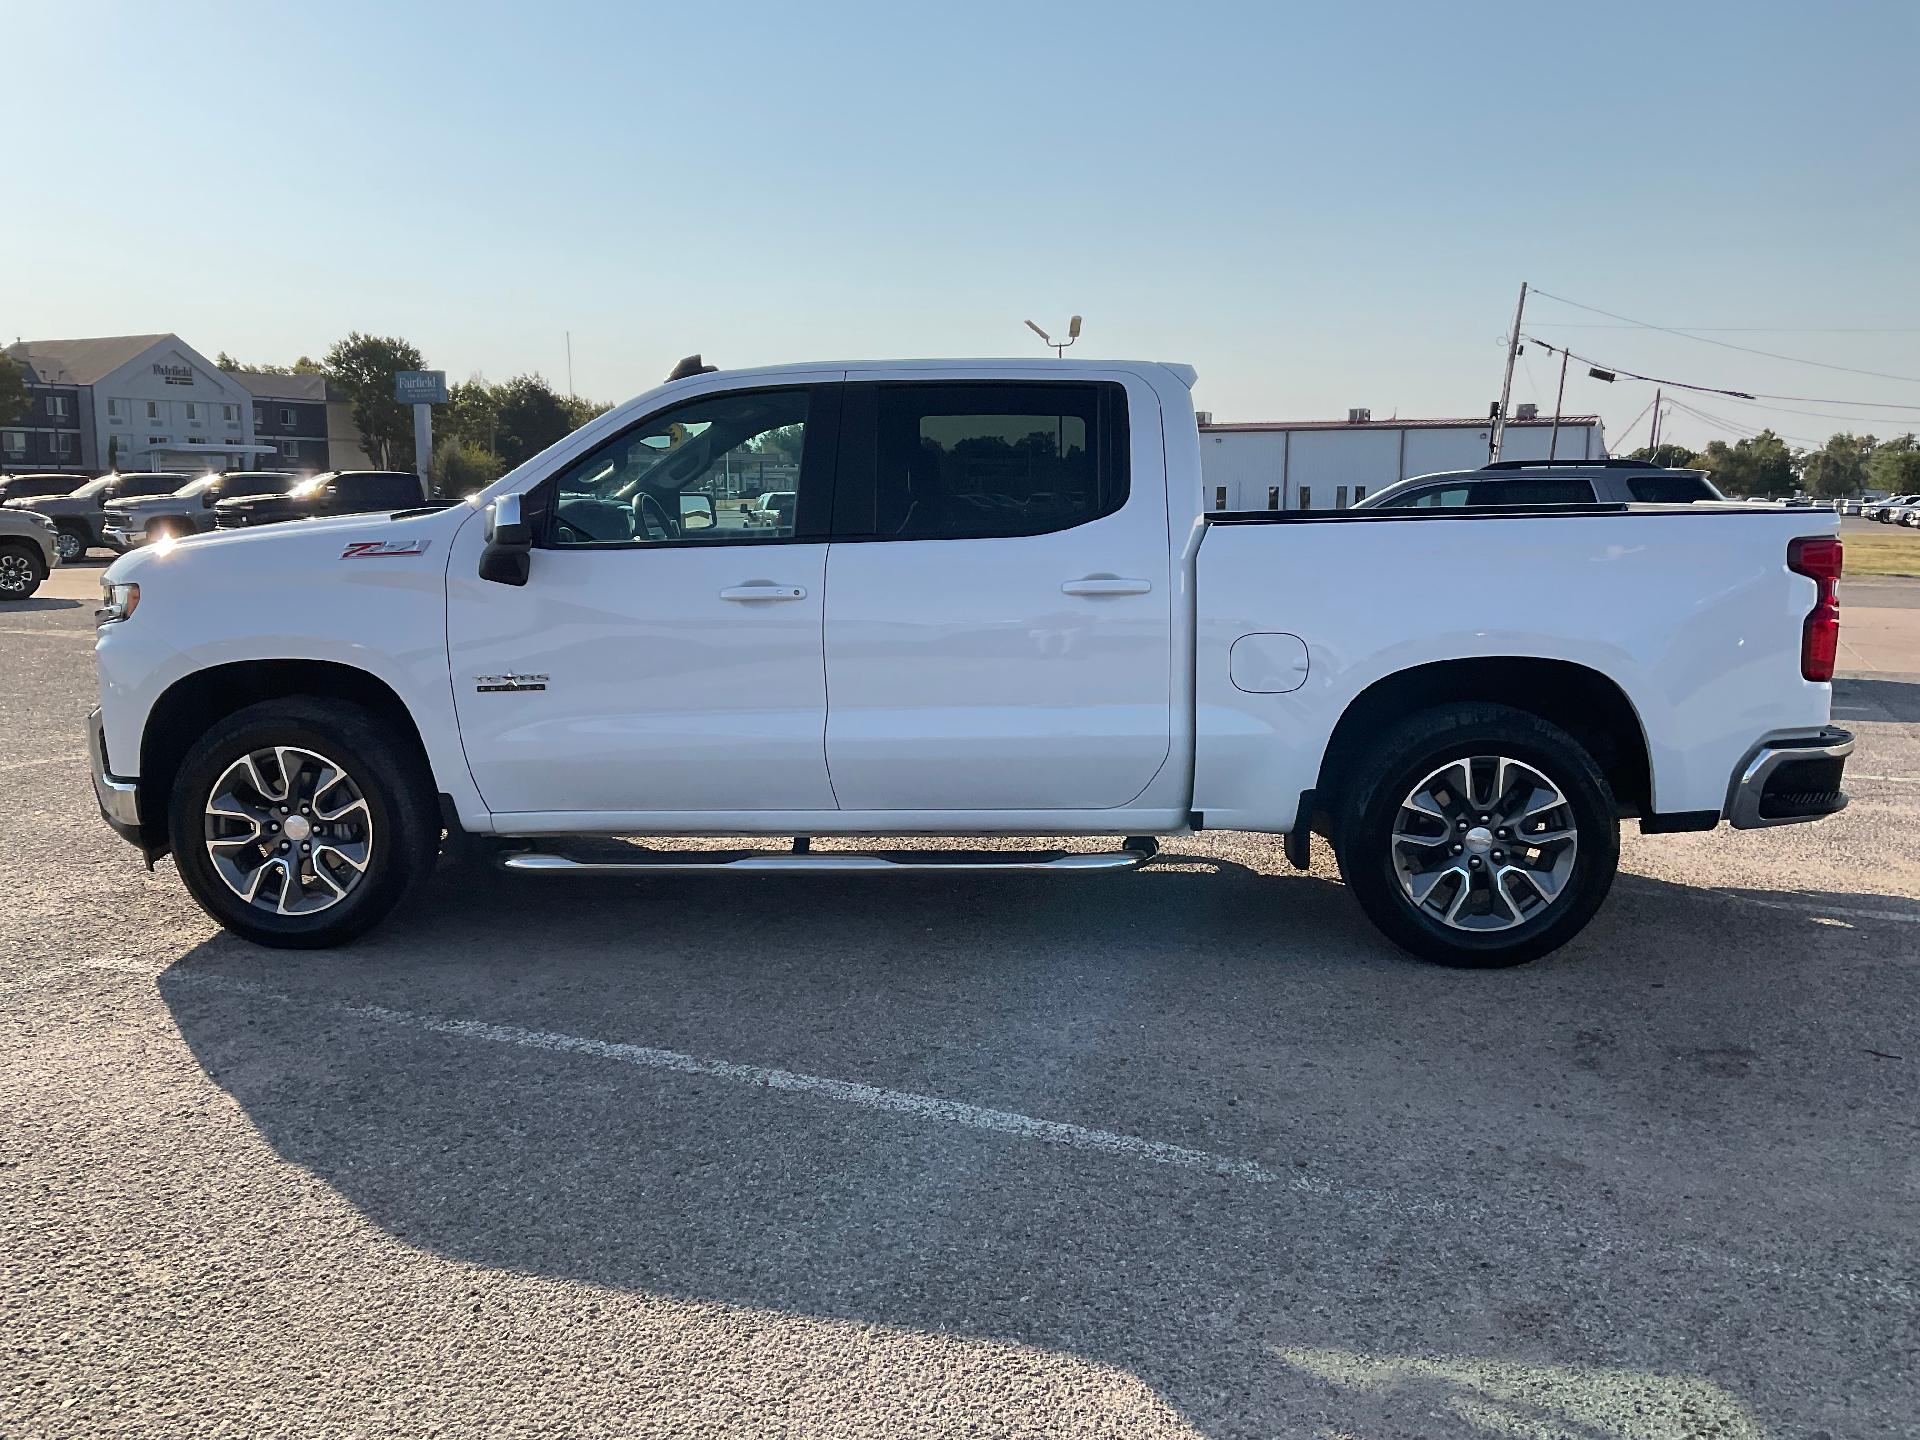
<box><xmin>1490</xmin><ymin>281</ymin><xmax>1528</xmax><ymax>462</ymax></box>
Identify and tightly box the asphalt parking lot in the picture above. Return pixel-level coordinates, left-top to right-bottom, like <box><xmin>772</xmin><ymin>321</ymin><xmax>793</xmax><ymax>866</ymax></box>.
<box><xmin>3</xmin><ymin>557</ymin><xmax>1915</xmax><ymax>1439</ymax></box>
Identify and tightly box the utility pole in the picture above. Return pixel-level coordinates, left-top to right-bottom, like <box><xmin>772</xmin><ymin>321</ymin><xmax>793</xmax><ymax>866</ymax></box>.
<box><xmin>565</xmin><ymin>332</ymin><xmax>574</xmax><ymax>399</ymax></box>
<box><xmin>1647</xmin><ymin>388</ymin><xmax>1662</xmax><ymax>455</ymax></box>
<box><xmin>1489</xmin><ymin>280</ymin><xmax>1528</xmax><ymax>462</ymax></box>
<box><xmin>1548</xmin><ymin>344</ymin><xmax>1570</xmax><ymax>460</ymax></box>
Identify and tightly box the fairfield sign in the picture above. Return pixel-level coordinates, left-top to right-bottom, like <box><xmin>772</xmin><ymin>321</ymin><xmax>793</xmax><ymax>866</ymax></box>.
<box><xmin>152</xmin><ymin>361</ymin><xmax>195</xmax><ymax>386</ymax></box>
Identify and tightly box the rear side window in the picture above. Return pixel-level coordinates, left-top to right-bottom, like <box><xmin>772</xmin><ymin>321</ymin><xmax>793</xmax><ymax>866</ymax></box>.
<box><xmin>1467</xmin><ymin>478</ymin><xmax>1596</xmax><ymax>506</ymax></box>
<box><xmin>1393</xmin><ymin>483</ymin><xmax>1473</xmax><ymax>508</ymax></box>
<box><xmin>1627</xmin><ymin>473</ymin><xmax>1720</xmax><ymax>503</ymax></box>
<box><xmin>343</xmin><ymin>474</ymin><xmax>419</xmax><ymax>507</ymax></box>
<box><xmin>840</xmin><ymin>381</ymin><xmax>1129</xmax><ymax>540</ymax></box>
<box><xmin>123</xmin><ymin>475</ymin><xmax>185</xmax><ymax>498</ymax></box>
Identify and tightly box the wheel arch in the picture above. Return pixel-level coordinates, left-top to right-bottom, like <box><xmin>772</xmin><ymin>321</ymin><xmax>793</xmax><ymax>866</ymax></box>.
<box><xmin>137</xmin><ymin>660</ymin><xmax>435</xmax><ymax>856</ymax></box>
<box><xmin>1312</xmin><ymin>656</ymin><xmax>1653</xmax><ymax>830</ymax></box>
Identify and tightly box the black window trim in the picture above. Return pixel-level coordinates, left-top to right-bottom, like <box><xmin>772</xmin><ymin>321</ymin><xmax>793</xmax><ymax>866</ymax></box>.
<box><xmin>830</xmin><ymin>378</ymin><xmax>1132</xmax><ymax>544</ymax></box>
<box><xmin>530</xmin><ymin>382</ymin><xmax>843</xmax><ymax>552</ymax></box>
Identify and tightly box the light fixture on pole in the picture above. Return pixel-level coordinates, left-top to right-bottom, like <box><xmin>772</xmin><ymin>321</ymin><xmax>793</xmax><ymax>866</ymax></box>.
<box><xmin>1024</xmin><ymin>315</ymin><xmax>1082</xmax><ymax>358</ymax></box>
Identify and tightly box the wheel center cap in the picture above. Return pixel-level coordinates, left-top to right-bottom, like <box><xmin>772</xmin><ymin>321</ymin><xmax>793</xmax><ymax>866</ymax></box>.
<box><xmin>282</xmin><ymin>813</ymin><xmax>312</xmax><ymax>843</ymax></box>
<box><xmin>1463</xmin><ymin>825</ymin><xmax>1494</xmax><ymax>855</ymax></box>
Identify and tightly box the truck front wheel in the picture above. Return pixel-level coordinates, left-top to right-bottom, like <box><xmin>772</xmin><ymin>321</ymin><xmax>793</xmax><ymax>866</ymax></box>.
<box><xmin>168</xmin><ymin>699</ymin><xmax>440</xmax><ymax>948</ymax></box>
<box><xmin>1332</xmin><ymin>703</ymin><xmax>1619</xmax><ymax>967</ymax></box>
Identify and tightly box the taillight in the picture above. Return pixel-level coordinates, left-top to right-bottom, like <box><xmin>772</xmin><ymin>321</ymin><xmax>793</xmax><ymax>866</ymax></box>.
<box><xmin>1788</xmin><ymin>536</ymin><xmax>1842</xmax><ymax>682</ymax></box>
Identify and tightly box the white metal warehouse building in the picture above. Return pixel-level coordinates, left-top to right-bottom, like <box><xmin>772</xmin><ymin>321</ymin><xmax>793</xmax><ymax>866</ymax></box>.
<box><xmin>1198</xmin><ymin>412</ymin><xmax>1607</xmax><ymax>512</ymax></box>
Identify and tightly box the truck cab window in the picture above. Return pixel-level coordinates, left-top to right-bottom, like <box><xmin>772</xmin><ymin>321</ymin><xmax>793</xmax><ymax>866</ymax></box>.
<box><xmin>849</xmin><ymin>381</ymin><xmax>1128</xmax><ymax>540</ymax></box>
<box><xmin>543</xmin><ymin>389</ymin><xmax>812</xmax><ymax>547</ymax></box>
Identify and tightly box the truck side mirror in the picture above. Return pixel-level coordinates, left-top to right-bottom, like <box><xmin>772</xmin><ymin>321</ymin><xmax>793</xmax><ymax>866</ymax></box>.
<box><xmin>479</xmin><ymin>492</ymin><xmax>532</xmax><ymax>586</ymax></box>
<box><xmin>679</xmin><ymin>493</ymin><xmax>715</xmax><ymax>531</ymax></box>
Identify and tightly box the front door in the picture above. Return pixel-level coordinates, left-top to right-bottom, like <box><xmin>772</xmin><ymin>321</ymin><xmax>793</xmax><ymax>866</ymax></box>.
<box><xmin>823</xmin><ymin>374</ymin><xmax>1172</xmax><ymax>811</ymax></box>
<box><xmin>448</xmin><ymin>384</ymin><xmax>839</xmax><ymax>817</ymax></box>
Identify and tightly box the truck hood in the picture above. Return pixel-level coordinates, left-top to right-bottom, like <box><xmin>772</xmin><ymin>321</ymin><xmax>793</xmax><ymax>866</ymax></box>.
<box><xmin>103</xmin><ymin>504</ymin><xmax>473</xmax><ymax>585</ymax></box>
<box><xmin>103</xmin><ymin>495</ymin><xmax>192</xmax><ymax>516</ymax></box>
<box><xmin>4</xmin><ymin>495</ymin><xmax>91</xmax><ymax>516</ymax></box>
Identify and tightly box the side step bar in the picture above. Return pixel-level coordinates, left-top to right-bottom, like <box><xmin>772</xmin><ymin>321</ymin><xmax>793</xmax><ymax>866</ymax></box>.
<box><xmin>499</xmin><ymin>837</ymin><xmax>1159</xmax><ymax>876</ymax></box>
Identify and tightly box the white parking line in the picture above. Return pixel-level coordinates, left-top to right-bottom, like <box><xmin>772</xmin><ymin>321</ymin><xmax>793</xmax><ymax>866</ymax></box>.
<box><xmin>142</xmin><ymin>964</ymin><xmax>1295</xmax><ymax>1186</ymax></box>
<box><xmin>41</xmin><ymin>956</ymin><xmax>1912</xmax><ymax>1306</ymax></box>
<box><xmin>1621</xmin><ymin>876</ymin><xmax>1920</xmax><ymax>925</ymax></box>
<box><xmin>1848</xmin><ymin>773</ymin><xmax>1920</xmax><ymax>784</ymax></box>
<box><xmin>0</xmin><ymin>754</ymin><xmax>82</xmax><ymax>774</ymax></box>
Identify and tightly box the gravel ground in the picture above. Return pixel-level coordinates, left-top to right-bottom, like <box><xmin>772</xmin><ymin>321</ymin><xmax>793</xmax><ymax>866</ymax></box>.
<box><xmin>2</xmin><ymin>558</ymin><xmax>1915</xmax><ymax>1438</ymax></box>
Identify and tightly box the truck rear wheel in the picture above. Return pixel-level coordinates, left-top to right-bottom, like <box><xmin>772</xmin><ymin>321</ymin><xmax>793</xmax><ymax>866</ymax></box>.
<box><xmin>1332</xmin><ymin>702</ymin><xmax>1619</xmax><ymax>967</ymax></box>
<box><xmin>168</xmin><ymin>699</ymin><xmax>439</xmax><ymax>948</ymax></box>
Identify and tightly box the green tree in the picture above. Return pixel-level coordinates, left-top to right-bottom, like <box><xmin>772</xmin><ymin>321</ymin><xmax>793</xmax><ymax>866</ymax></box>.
<box><xmin>0</xmin><ymin>352</ymin><xmax>30</xmax><ymax>426</ymax></box>
<box><xmin>492</xmin><ymin>374</ymin><xmax>574</xmax><ymax>468</ymax></box>
<box><xmin>1801</xmin><ymin>433</ymin><xmax>1877</xmax><ymax>498</ymax></box>
<box><xmin>1628</xmin><ymin>443</ymin><xmax>1699</xmax><ymax>468</ymax></box>
<box><xmin>428</xmin><ymin>437</ymin><xmax>504</xmax><ymax>499</ymax></box>
<box><xmin>217</xmin><ymin>352</ymin><xmax>324</xmax><ymax>376</ymax></box>
<box><xmin>1868</xmin><ymin>434</ymin><xmax>1920</xmax><ymax>495</ymax></box>
<box><xmin>438</xmin><ymin>377</ymin><xmax>502</xmax><ymax>454</ymax></box>
<box><xmin>1693</xmin><ymin>430</ymin><xmax>1797</xmax><ymax>497</ymax></box>
<box><xmin>324</xmin><ymin>332</ymin><xmax>425</xmax><ymax>469</ymax></box>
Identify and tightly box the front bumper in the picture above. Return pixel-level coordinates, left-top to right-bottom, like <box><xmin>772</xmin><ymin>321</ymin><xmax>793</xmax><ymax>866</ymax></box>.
<box><xmin>88</xmin><ymin>707</ymin><xmax>143</xmax><ymax>845</ymax></box>
<box><xmin>1727</xmin><ymin>727</ymin><xmax>1854</xmax><ymax>828</ymax></box>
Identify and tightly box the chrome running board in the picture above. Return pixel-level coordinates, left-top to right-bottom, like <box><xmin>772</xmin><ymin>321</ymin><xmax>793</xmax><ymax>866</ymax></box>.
<box><xmin>499</xmin><ymin>838</ymin><xmax>1158</xmax><ymax>876</ymax></box>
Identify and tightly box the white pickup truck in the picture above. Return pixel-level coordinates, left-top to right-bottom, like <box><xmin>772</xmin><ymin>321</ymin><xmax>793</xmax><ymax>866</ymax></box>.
<box><xmin>90</xmin><ymin>358</ymin><xmax>1853</xmax><ymax>967</ymax></box>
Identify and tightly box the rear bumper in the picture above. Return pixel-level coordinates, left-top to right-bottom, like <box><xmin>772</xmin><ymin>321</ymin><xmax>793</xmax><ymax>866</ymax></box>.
<box><xmin>1727</xmin><ymin>727</ymin><xmax>1854</xmax><ymax>828</ymax></box>
<box><xmin>88</xmin><ymin>707</ymin><xmax>143</xmax><ymax>844</ymax></box>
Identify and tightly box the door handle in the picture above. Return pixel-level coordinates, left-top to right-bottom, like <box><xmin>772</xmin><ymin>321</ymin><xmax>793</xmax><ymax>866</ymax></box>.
<box><xmin>1061</xmin><ymin>577</ymin><xmax>1153</xmax><ymax>596</ymax></box>
<box><xmin>720</xmin><ymin>584</ymin><xmax>807</xmax><ymax>601</ymax></box>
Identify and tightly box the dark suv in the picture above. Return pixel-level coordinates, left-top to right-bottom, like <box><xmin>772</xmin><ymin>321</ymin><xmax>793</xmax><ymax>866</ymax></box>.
<box><xmin>213</xmin><ymin>471</ymin><xmax>424</xmax><ymax>530</ymax></box>
<box><xmin>0</xmin><ymin>473</ymin><xmax>86</xmax><ymax>507</ymax></box>
<box><xmin>2</xmin><ymin>472</ymin><xmax>188</xmax><ymax>560</ymax></box>
<box><xmin>1356</xmin><ymin>458</ymin><xmax>1726</xmax><ymax>510</ymax></box>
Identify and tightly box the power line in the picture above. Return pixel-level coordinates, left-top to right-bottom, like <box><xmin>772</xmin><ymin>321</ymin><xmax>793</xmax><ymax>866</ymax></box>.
<box><xmin>1533</xmin><ymin>323</ymin><xmax>1920</xmax><ymax>334</ymax></box>
<box><xmin>1607</xmin><ymin>395</ymin><xmax>1657</xmax><ymax>453</ymax></box>
<box><xmin>1522</xmin><ymin>336</ymin><xmax>1758</xmax><ymax>399</ymax></box>
<box><xmin>1522</xmin><ymin>334</ymin><xmax>1920</xmax><ymax>411</ymax></box>
<box><xmin>1665</xmin><ymin>397</ymin><xmax>1823</xmax><ymax>447</ymax></box>
<box><xmin>1530</xmin><ymin>286</ymin><xmax>1920</xmax><ymax>384</ymax></box>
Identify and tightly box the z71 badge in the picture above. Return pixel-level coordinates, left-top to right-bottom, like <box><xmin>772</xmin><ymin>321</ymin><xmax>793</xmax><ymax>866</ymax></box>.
<box><xmin>341</xmin><ymin>538</ymin><xmax>431</xmax><ymax>559</ymax></box>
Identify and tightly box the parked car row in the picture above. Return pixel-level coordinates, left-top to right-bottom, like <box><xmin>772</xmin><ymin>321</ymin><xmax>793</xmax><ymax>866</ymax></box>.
<box><xmin>1863</xmin><ymin>494</ymin><xmax>1920</xmax><ymax>525</ymax></box>
<box><xmin>0</xmin><ymin>468</ymin><xmax>429</xmax><ymax>562</ymax></box>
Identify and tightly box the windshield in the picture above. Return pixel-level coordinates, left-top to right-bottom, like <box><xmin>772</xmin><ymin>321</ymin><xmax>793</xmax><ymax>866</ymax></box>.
<box><xmin>173</xmin><ymin>477</ymin><xmax>220</xmax><ymax>498</ymax></box>
<box><xmin>70</xmin><ymin>476</ymin><xmax>114</xmax><ymax>500</ymax></box>
<box><xmin>289</xmin><ymin>477</ymin><xmax>330</xmax><ymax>499</ymax></box>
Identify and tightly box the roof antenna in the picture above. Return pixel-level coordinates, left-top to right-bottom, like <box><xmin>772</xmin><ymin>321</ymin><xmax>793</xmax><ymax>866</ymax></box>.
<box><xmin>667</xmin><ymin>354</ymin><xmax>718</xmax><ymax>382</ymax></box>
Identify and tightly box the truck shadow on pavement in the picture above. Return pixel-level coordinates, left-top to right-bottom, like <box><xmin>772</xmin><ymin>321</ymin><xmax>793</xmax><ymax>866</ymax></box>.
<box><xmin>153</xmin><ymin>858</ymin><xmax>1904</xmax><ymax>1438</ymax></box>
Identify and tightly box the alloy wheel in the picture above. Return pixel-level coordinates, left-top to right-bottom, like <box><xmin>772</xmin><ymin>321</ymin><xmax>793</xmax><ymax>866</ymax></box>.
<box><xmin>0</xmin><ymin>552</ymin><xmax>35</xmax><ymax>595</ymax></box>
<box><xmin>203</xmin><ymin>746</ymin><xmax>374</xmax><ymax>916</ymax></box>
<box><xmin>1390</xmin><ymin>755</ymin><xmax>1579</xmax><ymax>932</ymax></box>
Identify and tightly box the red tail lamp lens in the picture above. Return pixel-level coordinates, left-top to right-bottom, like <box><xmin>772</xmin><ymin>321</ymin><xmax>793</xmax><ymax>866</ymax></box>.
<box><xmin>1787</xmin><ymin>536</ymin><xmax>1842</xmax><ymax>683</ymax></box>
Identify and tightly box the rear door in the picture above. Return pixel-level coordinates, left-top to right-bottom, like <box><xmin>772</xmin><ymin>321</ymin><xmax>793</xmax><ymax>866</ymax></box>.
<box><xmin>822</xmin><ymin>373</ymin><xmax>1172</xmax><ymax>811</ymax></box>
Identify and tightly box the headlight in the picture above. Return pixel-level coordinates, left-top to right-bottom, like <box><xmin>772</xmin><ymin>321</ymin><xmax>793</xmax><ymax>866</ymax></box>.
<box><xmin>97</xmin><ymin>580</ymin><xmax>141</xmax><ymax>625</ymax></box>
<box><xmin>23</xmin><ymin>510</ymin><xmax>55</xmax><ymax>530</ymax></box>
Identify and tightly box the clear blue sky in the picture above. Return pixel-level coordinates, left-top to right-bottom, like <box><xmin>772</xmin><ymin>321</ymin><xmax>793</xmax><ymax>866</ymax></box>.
<box><xmin>9</xmin><ymin>1</ymin><xmax>1917</xmax><ymax>452</ymax></box>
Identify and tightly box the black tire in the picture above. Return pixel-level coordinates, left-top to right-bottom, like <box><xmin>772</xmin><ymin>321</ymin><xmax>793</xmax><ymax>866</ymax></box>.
<box><xmin>1331</xmin><ymin>702</ymin><xmax>1619</xmax><ymax>968</ymax></box>
<box><xmin>168</xmin><ymin>698</ymin><xmax>439</xmax><ymax>948</ymax></box>
<box><xmin>53</xmin><ymin>525</ymin><xmax>88</xmax><ymax>562</ymax></box>
<box><xmin>0</xmin><ymin>540</ymin><xmax>47</xmax><ymax>600</ymax></box>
